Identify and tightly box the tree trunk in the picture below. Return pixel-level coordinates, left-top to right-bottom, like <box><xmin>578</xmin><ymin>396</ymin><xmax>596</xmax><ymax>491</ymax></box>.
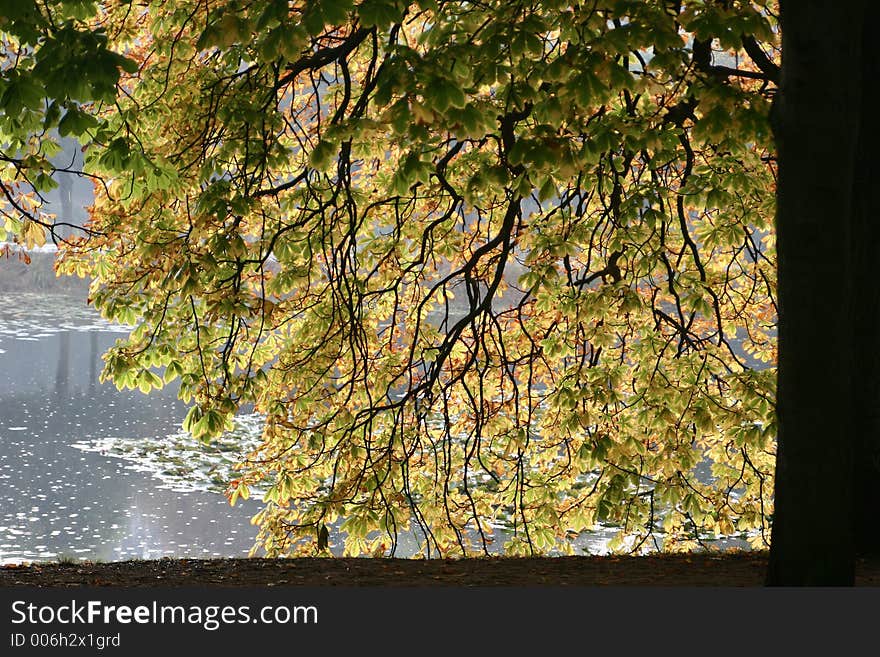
<box><xmin>851</xmin><ymin>4</ymin><xmax>880</xmax><ymax>558</ymax></box>
<box><xmin>767</xmin><ymin>1</ymin><xmax>864</xmax><ymax>585</ymax></box>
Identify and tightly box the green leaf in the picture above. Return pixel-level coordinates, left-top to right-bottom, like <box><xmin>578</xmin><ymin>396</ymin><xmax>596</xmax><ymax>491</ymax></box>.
<box><xmin>309</xmin><ymin>139</ymin><xmax>337</xmax><ymax>171</ymax></box>
<box><xmin>33</xmin><ymin>172</ymin><xmax>58</xmax><ymax>193</ymax></box>
<box><xmin>321</xmin><ymin>0</ymin><xmax>353</xmax><ymax>25</ymax></box>
<box><xmin>303</xmin><ymin>7</ymin><xmax>325</xmax><ymax>36</ymax></box>
<box><xmin>183</xmin><ymin>405</ymin><xmax>204</xmax><ymax>434</ymax></box>
<box><xmin>57</xmin><ymin>107</ymin><xmax>99</xmax><ymax>137</ymax></box>
<box><xmin>357</xmin><ymin>0</ymin><xmax>402</xmax><ymax>28</ymax></box>
<box><xmin>538</xmin><ymin>177</ymin><xmax>556</xmax><ymax>202</ymax></box>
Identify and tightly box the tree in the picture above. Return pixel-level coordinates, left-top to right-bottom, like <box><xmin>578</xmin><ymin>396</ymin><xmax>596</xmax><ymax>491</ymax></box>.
<box><xmin>766</xmin><ymin>0</ymin><xmax>876</xmax><ymax>585</ymax></box>
<box><xmin>57</xmin><ymin>0</ymin><xmax>780</xmax><ymax>558</ymax></box>
<box><xmin>1</xmin><ymin>0</ymin><xmax>137</xmax><ymax>251</ymax></box>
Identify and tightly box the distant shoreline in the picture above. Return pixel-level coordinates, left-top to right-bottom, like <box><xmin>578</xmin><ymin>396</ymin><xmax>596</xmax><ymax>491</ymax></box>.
<box><xmin>0</xmin><ymin>249</ymin><xmax>89</xmax><ymax>294</ymax></box>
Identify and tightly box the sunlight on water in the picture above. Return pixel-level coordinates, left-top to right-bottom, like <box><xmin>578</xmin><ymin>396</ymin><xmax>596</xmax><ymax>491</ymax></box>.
<box><xmin>0</xmin><ymin>292</ymin><xmax>261</xmax><ymax>564</ymax></box>
<box><xmin>71</xmin><ymin>414</ymin><xmax>265</xmax><ymax>495</ymax></box>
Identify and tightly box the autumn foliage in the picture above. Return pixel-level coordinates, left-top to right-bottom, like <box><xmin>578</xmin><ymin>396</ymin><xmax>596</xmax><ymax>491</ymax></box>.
<box><xmin>4</xmin><ymin>0</ymin><xmax>779</xmax><ymax>557</ymax></box>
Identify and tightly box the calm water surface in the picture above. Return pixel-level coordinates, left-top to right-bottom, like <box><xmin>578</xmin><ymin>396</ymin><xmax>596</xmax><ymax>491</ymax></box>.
<box><xmin>0</xmin><ymin>293</ymin><xmax>261</xmax><ymax>564</ymax></box>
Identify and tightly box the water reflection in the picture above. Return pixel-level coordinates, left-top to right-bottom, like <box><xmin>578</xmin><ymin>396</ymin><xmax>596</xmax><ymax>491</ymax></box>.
<box><xmin>0</xmin><ymin>293</ymin><xmax>260</xmax><ymax>564</ymax></box>
<box><xmin>54</xmin><ymin>330</ymin><xmax>69</xmax><ymax>396</ymax></box>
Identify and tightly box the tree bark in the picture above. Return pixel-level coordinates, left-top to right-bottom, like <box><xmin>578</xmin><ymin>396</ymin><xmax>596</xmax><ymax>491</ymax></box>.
<box><xmin>851</xmin><ymin>4</ymin><xmax>880</xmax><ymax>558</ymax></box>
<box><xmin>767</xmin><ymin>1</ymin><xmax>865</xmax><ymax>585</ymax></box>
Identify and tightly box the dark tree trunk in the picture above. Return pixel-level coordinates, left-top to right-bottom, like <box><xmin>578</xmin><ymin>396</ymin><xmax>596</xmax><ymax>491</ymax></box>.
<box><xmin>767</xmin><ymin>1</ymin><xmax>865</xmax><ymax>585</ymax></box>
<box><xmin>851</xmin><ymin>4</ymin><xmax>880</xmax><ymax>558</ymax></box>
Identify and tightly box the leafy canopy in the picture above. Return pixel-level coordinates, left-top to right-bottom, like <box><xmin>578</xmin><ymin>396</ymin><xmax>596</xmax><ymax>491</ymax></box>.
<box><xmin>0</xmin><ymin>0</ymin><xmax>137</xmax><ymax>248</ymax></box>
<box><xmin>51</xmin><ymin>0</ymin><xmax>778</xmax><ymax>556</ymax></box>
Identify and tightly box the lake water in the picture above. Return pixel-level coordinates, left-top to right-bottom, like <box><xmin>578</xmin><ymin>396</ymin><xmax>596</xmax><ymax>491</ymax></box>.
<box><xmin>0</xmin><ymin>292</ymin><xmax>262</xmax><ymax>564</ymax></box>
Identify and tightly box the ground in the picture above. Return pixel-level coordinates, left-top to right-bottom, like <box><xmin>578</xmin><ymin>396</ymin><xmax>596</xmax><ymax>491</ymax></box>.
<box><xmin>3</xmin><ymin>552</ymin><xmax>880</xmax><ymax>586</ymax></box>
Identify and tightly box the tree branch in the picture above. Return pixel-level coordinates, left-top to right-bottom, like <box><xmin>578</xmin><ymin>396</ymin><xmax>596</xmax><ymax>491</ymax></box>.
<box><xmin>741</xmin><ymin>34</ymin><xmax>780</xmax><ymax>84</ymax></box>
